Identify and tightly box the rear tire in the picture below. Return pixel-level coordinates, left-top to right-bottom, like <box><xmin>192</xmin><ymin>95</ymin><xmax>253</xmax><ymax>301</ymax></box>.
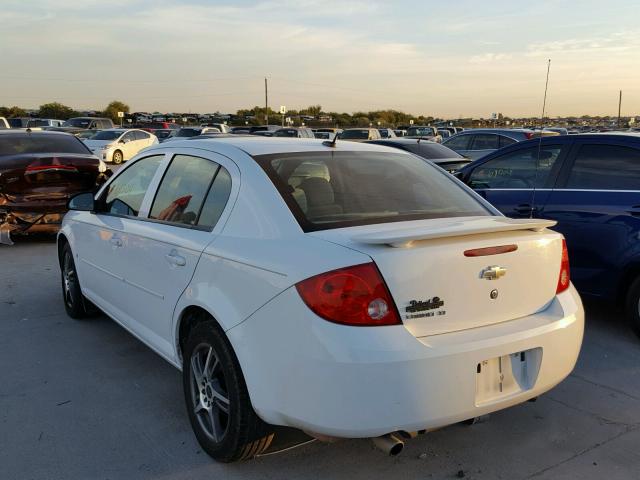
<box><xmin>182</xmin><ymin>319</ymin><xmax>274</xmax><ymax>462</ymax></box>
<box><xmin>112</xmin><ymin>150</ymin><xmax>123</xmax><ymax>165</ymax></box>
<box><xmin>624</xmin><ymin>277</ymin><xmax>640</xmax><ymax>338</ymax></box>
<box><xmin>60</xmin><ymin>244</ymin><xmax>91</xmax><ymax>319</ymax></box>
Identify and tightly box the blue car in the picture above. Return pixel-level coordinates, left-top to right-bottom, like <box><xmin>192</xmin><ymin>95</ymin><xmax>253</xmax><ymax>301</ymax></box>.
<box><xmin>458</xmin><ymin>133</ymin><xmax>640</xmax><ymax>335</ymax></box>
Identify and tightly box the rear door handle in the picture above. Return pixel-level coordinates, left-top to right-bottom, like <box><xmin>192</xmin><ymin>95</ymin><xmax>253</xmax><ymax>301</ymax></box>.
<box><xmin>165</xmin><ymin>249</ymin><xmax>186</xmax><ymax>267</ymax></box>
<box><xmin>109</xmin><ymin>237</ymin><xmax>123</xmax><ymax>247</ymax></box>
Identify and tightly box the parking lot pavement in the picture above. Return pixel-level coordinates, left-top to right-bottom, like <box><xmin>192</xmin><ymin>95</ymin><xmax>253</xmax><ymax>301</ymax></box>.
<box><xmin>2</xmin><ymin>239</ymin><xmax>640</xmax><ymax>480</ymax></box>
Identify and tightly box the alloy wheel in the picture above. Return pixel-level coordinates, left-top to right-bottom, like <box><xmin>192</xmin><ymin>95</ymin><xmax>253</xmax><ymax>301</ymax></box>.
<box><xmin>62</xmin><ymin>252</ymin><xmax>77</xmax><ymax>308</ymax></box>
<box><xmin>190</xmin><ymin>344</ymin><xmax>230</xmax><ymax>442</ymax></box>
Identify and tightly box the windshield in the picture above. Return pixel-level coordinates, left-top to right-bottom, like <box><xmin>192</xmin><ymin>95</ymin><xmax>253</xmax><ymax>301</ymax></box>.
<box><xmin>0</xmin><ymin>134</ymin><xmax>92</xmax><ymax>155</ymax></box>
<box><xmin>340</xmin><ymin>130</ymin><xmax>369</xmax><ymax>139</ymax></box>
<box><xmin>176</xmin><ymin>128</ymin><xmax>201</xmax><ymax>137</ymax></box>
<box><xmin>91</xmin><ymin>131</ymin><xmax>122</xmax><ymax>141</ymax></box>
<box><xmin>255</xmin><ymin>151</ymin><xmax>490</xmax><ymax>231</ymax></box>
<box><xmin>63</xmin><ymin>118</ymin><xmax>91</xmax><ymax>128</ymax></box>
<box><xmin>407</xmin><ymin>127</ymin><xmax>436</xmax><ymax>137</ymax></box>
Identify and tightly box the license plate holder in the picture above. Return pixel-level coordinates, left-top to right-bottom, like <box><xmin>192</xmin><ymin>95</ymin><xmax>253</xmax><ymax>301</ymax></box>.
<box><xmin>475</xmin><ymin>347</ymin><xmax>542</xmax><ymax>406</ymax></box>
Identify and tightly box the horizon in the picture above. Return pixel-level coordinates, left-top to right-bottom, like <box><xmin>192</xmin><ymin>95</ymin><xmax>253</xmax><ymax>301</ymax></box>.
<box><xmin>2</xmin><ymin>0</ymin><xmax>639</xmax><ymax>117</ymax></box>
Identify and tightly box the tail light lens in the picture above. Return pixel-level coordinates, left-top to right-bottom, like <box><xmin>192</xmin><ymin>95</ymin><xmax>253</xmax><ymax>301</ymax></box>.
<box><xmin>524</xmin><ymin>132</ymin><xmax>534</xmax><ymax>139</ymax></box>
<box><xmin>556</xmin><ymin>239</ymin><xmax>570</xmax><ymax>293</ymax></box>
<box><xmin>295</xmin><ymin>263</ymin><xmax>401</xmax><ymax>326</ymax></box>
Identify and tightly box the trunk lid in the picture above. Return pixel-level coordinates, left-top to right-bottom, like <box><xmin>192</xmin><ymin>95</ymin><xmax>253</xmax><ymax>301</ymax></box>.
<box><xmin>310</xmin><ymin>216</ymin><xmax>564</xmax><ymax>337</ymax></box>
<box><xmin>0</xmin><ymin>153</ymin><xmax>100</xmax><ymax>210</ymax></box>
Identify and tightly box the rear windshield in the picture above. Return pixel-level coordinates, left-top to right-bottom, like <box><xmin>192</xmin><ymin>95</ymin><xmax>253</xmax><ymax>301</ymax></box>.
<box><xmin>274</xmin><ymin>129</ymin><xmax>297</xmax><ymax>137</ymax></box>
<box><xmin>407</xmin><ymin>127</ymin><xmax>436</xmax><ymax>137</ymax></box>
<box><xmin>340</xmin><ymin>130</ymin><xmax>369</xmax><ymax>140</ymax></box>
<box><xmin>406</xmin><ymin>142</ymin><xmax>464</xmax><ymax>159</ymax></box>
<box><xmin>255</xmin><ymin>151</ymin><xmax>490</xmax><ymax>231</ymax></box>
<box><xmin>63</xmin><ymin>118</ymin><xmax>91</xmax><ymax>128</ymax></box>
<box><xmin>0</xmin><ymin>134</ymin><xmax>91</xmax><ymax>156</ymax></box>
<box><xmin>176</xmin><ymin>129</ymin><xmax>201</xmax><ymax>137</ymax></box>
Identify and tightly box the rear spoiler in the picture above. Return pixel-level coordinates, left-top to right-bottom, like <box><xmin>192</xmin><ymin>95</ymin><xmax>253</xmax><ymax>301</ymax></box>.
<box><xmin>352</xmin><ymin>217</ymin><xmax>558</xmax><ymax>248</ymax></box>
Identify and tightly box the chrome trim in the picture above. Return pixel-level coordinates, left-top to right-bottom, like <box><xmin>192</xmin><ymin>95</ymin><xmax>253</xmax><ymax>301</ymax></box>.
<box><xmin>474</xmin><ymin>188</ymin><xmax>640</xmax><ymax>193</ymax></box>
<box><xmin>480</xmin><ymin>265</ymin><xmax>507</xmax><ymax>281</ymax></box>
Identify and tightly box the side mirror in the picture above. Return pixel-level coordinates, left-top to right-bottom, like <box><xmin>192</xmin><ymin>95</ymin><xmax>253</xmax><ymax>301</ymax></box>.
<box><xmin>68</xmin><ymin>192</ymin><xmax>95</xmax><ymax>212</ymax></box>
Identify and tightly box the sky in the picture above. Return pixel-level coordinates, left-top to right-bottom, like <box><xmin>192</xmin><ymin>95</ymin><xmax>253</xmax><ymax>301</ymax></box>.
<box><xmin>1</xmin><ymin>0</ymin><xmax>639</xmax><ymax>118</ymax></box>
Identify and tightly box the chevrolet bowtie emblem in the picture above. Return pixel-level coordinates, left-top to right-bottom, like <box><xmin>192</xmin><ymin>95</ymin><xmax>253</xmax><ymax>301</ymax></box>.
<box><xmin>481</xmin><ymin>266</ymin><xmax>507</xmax><ymax>280</ymax></box>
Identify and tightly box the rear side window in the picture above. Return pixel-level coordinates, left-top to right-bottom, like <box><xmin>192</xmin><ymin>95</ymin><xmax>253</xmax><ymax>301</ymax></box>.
<box><xmin>256</xmin><ymin>151</ymin><xmax>490</xmax><ymax>232</ymax></box>
<box><xmin>566</xmin><ymin>144</ymin><xmax>640</xmax><ymax>190</ymax></box>
<box><xmin>103</xmin><ymin>155</ymin><xmax>163</xmax><ymax>216</ymax></box>
<box><xmin>197</xmin><ymin>167</ymin><xmax>232</xmax><ymax>229</ymax></box>
<box><xmin>0</xmin><ymin>134</ymin><xmax>91</xmax><ymax>155</ymax></box>
<box><xmin>469</xmin><ymin>146</ymin><xmax>562</xmax><ymax>189</ymax></box>
<box><xmin>499</xmin><ymin>135</ymin><xmax>517</xmax><ymax>147</ymax></box>
<box><xmin>470</xmin><ymin>134</ymin><xmax>500</xmax><ymax>150</ymax></box>
<box><xmin>149</xmin><ymin>155</ymin><xmax>219</xmax><ymax>227</ymax></box>
<box><xmin>444</xmin><ymin>134</ymin><xmax>471</xmax><ymax>150</ymax></box>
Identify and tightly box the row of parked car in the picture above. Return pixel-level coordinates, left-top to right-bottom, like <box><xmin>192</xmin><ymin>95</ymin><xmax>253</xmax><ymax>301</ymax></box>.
<box><xmin>3</xmin><ymin>119</ymin><xmax>640</xmax><ymax>332</ymax></box>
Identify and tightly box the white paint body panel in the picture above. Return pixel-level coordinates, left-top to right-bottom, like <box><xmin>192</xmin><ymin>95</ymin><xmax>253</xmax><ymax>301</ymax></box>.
<box><xmin>229</xmin><ymin>286</ymin><xmax>583</xmax><ymax>437</ymax></box>
<box><xmin>59</xmin><ymin>137</ymin><xmax>584</xmax><ymax>438</ymax></box>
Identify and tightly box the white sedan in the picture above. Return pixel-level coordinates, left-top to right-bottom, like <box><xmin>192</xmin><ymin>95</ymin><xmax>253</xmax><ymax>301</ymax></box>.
<box><xmin>83</xmin><ymin>128</ymin><xmax>158</xmax><ymax>164</ymax></box>
<box><xmin>58</xmin><ymin>137</ymin><xmax>584</xmax><ymax>462</ymax></box>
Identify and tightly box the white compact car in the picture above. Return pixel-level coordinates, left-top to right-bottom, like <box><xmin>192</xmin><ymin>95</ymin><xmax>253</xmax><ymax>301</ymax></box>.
<box><xmin>58</xmin><ymin>137</ymin><xmax>584</xmax><ymax>462</ymax></box>
<box><xmin>83</xmin><ymin>128</ymin><xmax>158</xmax><ymax>164</ymax></box>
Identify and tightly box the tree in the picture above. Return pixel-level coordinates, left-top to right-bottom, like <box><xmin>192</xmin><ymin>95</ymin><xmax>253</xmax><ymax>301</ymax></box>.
<box><xmin>103</xmin><ymin>100</ymin><xmax>130</xmax><ymax>123</ymax></box>
<box><xmin>38</xmin><ymin>102</ymin><xmax>77</xmax><ymax>119</ymax></box>
<box><xmin>300</xmin><ymin>105</ymin><xmax>322</xmax><ymax>116</ymax></box>
<box><xmin>1</xmin><ymin>106</ymin><xmax>27</xmax><ymax>117</ymax></box>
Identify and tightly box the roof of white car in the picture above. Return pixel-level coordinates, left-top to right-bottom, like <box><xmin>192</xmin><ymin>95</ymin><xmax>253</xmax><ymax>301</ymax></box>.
<box><xmin>154</xmin><ymin>135</ymin><xmax>402</xmax><ymax>156</ymax></box>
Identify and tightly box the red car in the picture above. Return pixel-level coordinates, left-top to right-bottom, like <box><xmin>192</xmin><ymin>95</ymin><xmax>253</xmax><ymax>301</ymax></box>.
<box><xmin>0</xmin><ymin>130</ymin><xmax>108</xmax><ymax>244</ymax></box>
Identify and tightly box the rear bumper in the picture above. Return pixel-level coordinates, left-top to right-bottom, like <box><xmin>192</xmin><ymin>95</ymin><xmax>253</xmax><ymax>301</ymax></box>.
<box><xmin>228</xmin><ymin>285</ymin><xmax>584</xmax><ymax>438</ymax></box>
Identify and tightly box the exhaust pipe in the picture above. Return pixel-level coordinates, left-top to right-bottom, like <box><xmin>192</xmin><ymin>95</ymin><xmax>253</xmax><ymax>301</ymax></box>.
<box><xmin>372</xmin><ymin>434</ymin><xmax>404</xmax><ymax>456</ymax></box>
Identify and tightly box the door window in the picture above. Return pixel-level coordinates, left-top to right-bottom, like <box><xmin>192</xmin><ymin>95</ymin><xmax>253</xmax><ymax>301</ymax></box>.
<box><xmin>197</xmin><ymin>167</ymin><xmax>233</xmax><ymax>229</ymax></box>
<box><xmin>149</xmin><ymin>155</ymin><xmax>219</xmax><ymax>227</ymax></box>
<box><xmin>470</xmin><ymin>134</ymin><xmax>500</xmax><ymax>150</ymax></box>
<box><xmin>469</xmin><ymin>146</ymin><xmax>562</xmax><ymax>189</ymax></box>
<box><xmin>102</xmin><ymin>155</ymin><xmax>163</xmax><ymax>216</ymax></box>
<box><xmin>566</xmin><ymin>144</ymin><xmax>640</xmax><ymax>190</ymax></box>
<box><xmin>444</xmin><ymin>134</ymin><xmax>471</xmax><ymax>150</ymax></box>
<box><xmin>133</xmin><ymin>130</ymin><xmax>150</xmax><ymax>141</ymax></box>
<box><xmin>121</xmin><ymin>131</ymin><xmax>136</xmax><ymax>143</ymax></box>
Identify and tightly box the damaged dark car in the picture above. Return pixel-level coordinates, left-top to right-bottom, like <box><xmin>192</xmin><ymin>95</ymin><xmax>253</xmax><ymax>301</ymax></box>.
<box><xmin>0</xmin><ymin>130</ymin><xmax>109</xmax><ymax>244</ymax></box>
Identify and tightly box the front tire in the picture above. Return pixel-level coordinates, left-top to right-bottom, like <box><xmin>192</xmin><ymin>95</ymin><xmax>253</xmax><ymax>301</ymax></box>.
<box><xmin>182</xmin><ymin>319</ymin><xmax>274</xmax><ymax>462</ymax></box>
<box><xmin>60</xmin><ymin>244</ymin><xmax>90</xmax><ymax>319</ymax></box>
<box><xmin>112</xmin><ymin>150</ymin><xmax>123</xmax><ymax>165</ymax></box>
<box><xmin>625</xmin><ymin>277</ymin><xmax>640</xmax><ymax>338</ymax></box>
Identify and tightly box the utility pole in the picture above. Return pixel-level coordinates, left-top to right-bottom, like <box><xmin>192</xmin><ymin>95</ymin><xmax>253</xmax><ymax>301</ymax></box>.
<box><xmin>264</xmin><ymin>77</ymin><xmax>268</xmax><ymax>125</ymax></box>
<box><xmin>618</xmin><ymin>90</ymin><xmax>622</xmax><ymax>129</ymax></box>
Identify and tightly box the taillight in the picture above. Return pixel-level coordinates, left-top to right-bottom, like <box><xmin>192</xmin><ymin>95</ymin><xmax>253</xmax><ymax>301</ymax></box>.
<box><xmin>524</xmin><ymin>132</ymin><xmax>534</xmax><ymax>139</ymax></box>
<box><xmin>295</xmin><ymin>263</ymin><xmax>401</xmax><ymax>326</ymax></box>
<box><xmin>556</xmin><ymin>239</ymin><xmax>570</xmax><ymax>293</ymax></box>
<box><xmin>25</xmin><ymin>157</ymin><xmax>78</xmax><ymax>175</ymax></box>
